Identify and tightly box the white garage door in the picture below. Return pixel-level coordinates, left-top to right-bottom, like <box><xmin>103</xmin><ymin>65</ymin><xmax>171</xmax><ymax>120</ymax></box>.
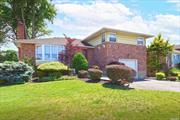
<box><xmin>119</xmin><ymin>59</ymin><xmax>138</xmax><ymax>77</ymax></box>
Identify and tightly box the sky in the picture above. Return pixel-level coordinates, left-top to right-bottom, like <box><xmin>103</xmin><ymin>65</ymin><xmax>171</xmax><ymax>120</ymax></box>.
<box><xmin>46</xmin><ymin>0</ymin><xmax>180</xmax><ymax>45</ymax></box>
<box><xmin>1</xmin><ymin>0</ymin><xmax>180</xmax><ymax>51</ymax></box>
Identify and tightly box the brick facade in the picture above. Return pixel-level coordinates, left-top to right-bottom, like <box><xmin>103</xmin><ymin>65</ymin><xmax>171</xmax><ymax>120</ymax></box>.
<box><xmin>19</xmin><ymin>43</ymin><xmax>35</xmax><ymax>63</ymax></box>
<box><xmin>86</xmin><ymin>42</ymin><xmax>147</xmax><ymax>78</ymax></box>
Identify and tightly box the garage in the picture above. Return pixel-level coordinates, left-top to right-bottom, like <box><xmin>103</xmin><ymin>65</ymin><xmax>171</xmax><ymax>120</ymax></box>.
<box><xmin>119</xmin><ymin>59</ymin><xmax>138</xmax><ymax>78</ymax></box>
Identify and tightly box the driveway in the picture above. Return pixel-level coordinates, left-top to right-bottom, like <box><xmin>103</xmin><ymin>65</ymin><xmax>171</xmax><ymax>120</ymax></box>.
<box><xmin>130</xmin><ymin>79</ymin><xmax>180</xmax><ymax>92</ymax></box>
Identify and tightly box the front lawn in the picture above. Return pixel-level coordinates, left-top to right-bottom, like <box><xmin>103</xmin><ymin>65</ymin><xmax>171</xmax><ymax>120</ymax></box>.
<box><xmin>0</xmin><ymin>80</ymin><xmax>180</xmax><ymax>120</ymax></box>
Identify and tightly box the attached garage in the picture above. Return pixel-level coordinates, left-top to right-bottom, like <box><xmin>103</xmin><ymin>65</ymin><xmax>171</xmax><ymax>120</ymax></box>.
<box><xmin>119</xmin><ymin>59</ymin><xmax>138</xmax><ymax>78</ymax></box>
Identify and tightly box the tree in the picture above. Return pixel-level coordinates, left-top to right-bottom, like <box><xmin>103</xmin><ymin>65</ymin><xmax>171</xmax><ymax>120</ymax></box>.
<box><xmin>0</xmin><ymin>0</ymin><xmax>56</xmax><ymax>39</ymax></box>
<box><xmin>59</xmin><ymin>34</ymin><xmax>81</xmax><ymax>66</ymax></box>
<box><xmin>147</xmin><ymin>34</ymin><xmax>173</xmax><ymax>76</ymax></box>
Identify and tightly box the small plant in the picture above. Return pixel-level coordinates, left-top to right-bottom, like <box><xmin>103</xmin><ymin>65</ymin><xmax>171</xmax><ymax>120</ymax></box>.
<box><xmin>106</xmin><ymin>64</ymin><xmax>135</xmax><ymax>84</ymax></box>
<box><xmin>156</xmin><ymin>72</ymin><xmax>165</xmax><ymax>80</ymax></box>
<box><xmin>167</xmin><ymin>76</ymin><xmax>177</xmax><ymax>81</ymax></box>
<box><xmin>88</xmin><ymin>68</ymin><xmax>102</xmax><ymax>81</ymax></box>
<box><xmin>78</xmin><ymin>70</ymin><xmax>88</xmax><ymax>78</ymax></box>
<box><xmin>169</xmin><ymin>67</ymin><xmax>180</xmax><ymax>76</ymax></box>
<box><xmin>72</xmin><ymin>52</ymin><xmax>88</xmax><ymax>73</ymax></box>
<box><xmin>178</xmin><ymin>73</ymin><xmax>180</xmax><ymax>80</ymax></box>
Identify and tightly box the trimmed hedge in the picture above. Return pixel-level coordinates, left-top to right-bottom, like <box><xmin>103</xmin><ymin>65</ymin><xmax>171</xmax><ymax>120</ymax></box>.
<box><xmin>106</xmin><ymin>64</ymin><xmax>136</xmax><ymax>83</ymax></box>
<box><xmin>0</xmin><ymin>61</ymin><xmax>34</xmax><ymax>84</ymax></box>
<box><xmin>156</xmin><ymin>72</ymin><xmax>165</xmax><ymax>80</ymax></box>
<box><xmin>37</xmin><ymin>62</ymin><xmax>71</xmax><ymax>78</ymax></box>
<box><xmin>72</xmin><ymin>52</ymin><xmax>88</xmax><ymax>73</ymax></box>
<box><xmin>88</xmin><ymin>68</ymin><xmax>102</xmax><ymax>81</ymax></box>
<box><xmin>78</xmin><ymin>70</ymin><xmax>88</xmax><ymax>78</ymax></box>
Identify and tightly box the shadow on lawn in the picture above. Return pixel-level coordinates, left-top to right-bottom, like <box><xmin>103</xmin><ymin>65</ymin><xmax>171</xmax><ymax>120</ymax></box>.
<box><xmin>0</xmin><ymin>82</ymin><xmax>24</xmax><ymax>87</ymax></box>
<box><xmin>102</xmin><ymin>83</ymin><xmax>134</xmax><ymax>90</ymax></box>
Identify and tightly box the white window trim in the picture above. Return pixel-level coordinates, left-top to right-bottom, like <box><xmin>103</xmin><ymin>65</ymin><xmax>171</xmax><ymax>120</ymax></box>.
<box><xmin>137</xmin><ymin>37</ymin><xmax>145</xmax><ymax>45</ymax></box>
<box><xmin>36</xmin><ymin>44</ymin><xmax>65</xmax><ymax>61</ymax></box>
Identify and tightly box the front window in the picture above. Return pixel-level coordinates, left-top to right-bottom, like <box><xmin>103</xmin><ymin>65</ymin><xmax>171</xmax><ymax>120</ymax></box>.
<box><xmin>51</xmin><ymin>45</ymin><xmax>58</xmax><ymax>60</ymax></box>
<box><xmin>173</xmin><ymin>54</ymin><xmax>180</xmax><ymax>65</ymax></box>
<box><xmin>35</xmin><ymin>46</ymin><xmax>42</xmax><ymax>60</ymax></box>
<box><xmin>109</xmin><ymin>33</ymin><xmax>116</xmax><ymax>42</ymax></box>
<box><xmin>45</xmin><ymin>45</ymin><xmax>51</xmax><ymax>60</ymax></box>
<box><xmin>137</xmin><ymin>38</ymin><xmax>144</xmax><ymax>45</ymax></box>
<box><xmin>36</xmin><ymin>45</ymin><xmax>65</xmax><ymax>61</ymax></box>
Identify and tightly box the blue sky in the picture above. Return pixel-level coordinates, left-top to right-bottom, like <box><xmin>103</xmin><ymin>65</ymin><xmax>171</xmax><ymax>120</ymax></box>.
<box><xmin>46</xmin><ymin>0</ymin><xmax>180</xmax><ymax>45</ymax></box>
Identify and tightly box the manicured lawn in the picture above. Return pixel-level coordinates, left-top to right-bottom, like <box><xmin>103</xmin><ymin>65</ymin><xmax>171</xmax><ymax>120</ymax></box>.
<box><xmin>0</xmin><ymin>80</ymin><xmax>180</xmax><ymax>120</ymax></box>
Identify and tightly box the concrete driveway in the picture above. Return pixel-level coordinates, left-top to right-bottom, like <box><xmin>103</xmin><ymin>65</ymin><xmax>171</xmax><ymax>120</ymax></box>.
<box><xmin>130</xmin><ymin>79</ymin><xmax>180</xmax><ymax>92</ymax></box>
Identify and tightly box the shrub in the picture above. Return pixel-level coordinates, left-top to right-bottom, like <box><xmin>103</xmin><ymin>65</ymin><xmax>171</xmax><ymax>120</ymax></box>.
<box><xmin>176</xmin><ymin>62</ymin><xmax>180</xmax><ymax>69</ymax></box>
<box><xmin>106</xmin><ymin>64</ymin><xmax>136</xmax><ymax>83</ymax></box>
<box><xmin>88</xmin><ymin>68</ymin><xmax>102</xmax><ymax>81</ymax></box>
<box><xmin>37</xmin><ymin>62</ymin><xmax>71</xmax><ymax>78</ymax></box>
<box><xmin>169</xmin><ymin>67</ymin><xmax>180</xmax><ymax>76</ymax></box>
<box><xmin>167</xmin><ymin>76</ymin><xmax>177</xmax><ymax>81</ymax></box>
<box><xmin>0</xmin><ymin>50</ymin><xmax>18</xmax><ymax>63</ymax></box>
<box><xmin>72</xmin><ymin>52</ymin><xmax>88</xmax><ymax>73</ymax></box>
<box><xmin>156</xmin><ymin>72</ymin><xmax>165</xmax><ymax>80</ymax></box>
<box><xmin>0</xmin><ymin>61</ymin><xmax>34</xmax><ymax>84</ymax></box>
<box><xmin>178</xmin><ymin>73</ymin><xmax>180</xmax><ymax>80</ymax></box>
<box><xmin>78</xmin><ymin>70</ymin><xmax>88</xmax><ymax>78</ymax></box>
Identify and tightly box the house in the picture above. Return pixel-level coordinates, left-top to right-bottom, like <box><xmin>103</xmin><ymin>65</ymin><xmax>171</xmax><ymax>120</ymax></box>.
<box><xmin>15</xmin><ymin>22</ymin><xmax>153</xmax><ymax>79</ymax></box>
<box><xmin>167</xmin><ymin>45</ymin><xmax>180</xmax><ymax>67</ymax></box>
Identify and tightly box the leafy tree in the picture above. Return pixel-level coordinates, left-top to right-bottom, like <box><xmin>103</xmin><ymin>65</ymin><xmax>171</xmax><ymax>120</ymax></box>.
<box><xmin>0</xmin><ymin>0</ymin><xmax>56</xmax><ymax>39</ymax></box>
<box><xmin>72</xmin><ymin>52</ymin><xmax>88</xmax><ymax>73</ymax></box>
<box><xmin>147</xmin><ymin>34</ymin><xmax>173</xmax><ymax>76</ymax></box>
<box><xmin>59</xmin><ymin>34</ymin><xmax>81</xmax><ymax>66</ymax></box>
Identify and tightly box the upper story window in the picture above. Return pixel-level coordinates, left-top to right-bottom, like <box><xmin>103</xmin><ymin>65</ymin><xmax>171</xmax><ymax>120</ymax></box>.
<box><xmin>137</xmin><ymin>38</ymin><xmax>144</xmax><ymax>45</ymax></box>
<box><xmin>102</xmin><ymin>33</ymin><xmax>105</xmax><ymax>43</ymax></box>
<box><xmin>109</xmin><ymin>33</ymin><xmax>116</xmax><ymax>42</ymax></box>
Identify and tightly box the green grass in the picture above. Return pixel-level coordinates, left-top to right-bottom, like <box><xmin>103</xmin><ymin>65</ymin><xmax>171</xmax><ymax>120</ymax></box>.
<box><xmin>0</xmin><ymin>80</ymin><xmax>180</xmax><ymax>120</ymax></box>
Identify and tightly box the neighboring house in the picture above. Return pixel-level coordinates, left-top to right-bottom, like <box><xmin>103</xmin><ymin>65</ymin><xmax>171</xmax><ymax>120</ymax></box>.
<box><xmin>15</xmin><ymin>22</ymin><xmax>153</xmax><ymax>79</ymax></box>
<box><xmin>167</xmin><ymin>45</ymin><xmax>180</xmax><ymax>67</ymax></box>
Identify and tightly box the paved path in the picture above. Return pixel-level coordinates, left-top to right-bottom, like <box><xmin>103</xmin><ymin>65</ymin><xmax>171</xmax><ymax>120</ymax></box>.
<box><xmin>130</xmin><ymin>79</ymin><xmax>180</xmax><ymax>92</ymax></box>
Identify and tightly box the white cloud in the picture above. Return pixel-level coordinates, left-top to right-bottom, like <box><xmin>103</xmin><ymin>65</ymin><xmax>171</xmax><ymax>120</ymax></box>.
<box><xmin>52</xmin><ymin>1</ymin><xmax>180</xmax><ymax>44</ymax></box>
<box><xmin>167</xmin><ymin>0</ymin><xmax>180</xmax><ymax>11</ymax></box>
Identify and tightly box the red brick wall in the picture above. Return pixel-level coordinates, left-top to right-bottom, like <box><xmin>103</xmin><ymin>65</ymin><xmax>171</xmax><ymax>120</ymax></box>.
<box><xmin>19</xmin><ymin>43</ymin><xmax>35</xmax><ymax>64</ymax></box>
<box><xmin>86</xmin><ymin>42</ymin><xmax>147</xmax><ymax>78</ymax></box>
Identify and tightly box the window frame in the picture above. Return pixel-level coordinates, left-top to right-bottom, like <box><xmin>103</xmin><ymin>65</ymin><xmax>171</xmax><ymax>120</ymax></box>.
<box><xmin>109</xmin><ymin>33</ymin><xmax>117</xmax><ymax>42</ymax></box>
<box><xmin>137</xmin><ymin>37</ymin><xmax>145</xmax><ymax>45</ymax></box>
<box><xmin>102</xmin><ymin>33</ymin><xmax>106</xmax><ymax>43</ymax></box>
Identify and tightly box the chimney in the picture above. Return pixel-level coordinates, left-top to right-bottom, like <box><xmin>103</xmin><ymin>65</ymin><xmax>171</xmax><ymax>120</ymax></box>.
<box><xmin>17</xmin><ymin>20</ymin><xmax>25</xmax><ymax>39</ymax></box>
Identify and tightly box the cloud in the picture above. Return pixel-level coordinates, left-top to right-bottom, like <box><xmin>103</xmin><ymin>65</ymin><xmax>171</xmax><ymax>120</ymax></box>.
<box><xmin>167</xmin><ymin>0</ymin><xmax>180</xmax><ymax>11</ymax></box>
<box><xmin>52</xmin><ymin>1</ymin><xmax>180</xmax><ymax>44</ymax></box>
